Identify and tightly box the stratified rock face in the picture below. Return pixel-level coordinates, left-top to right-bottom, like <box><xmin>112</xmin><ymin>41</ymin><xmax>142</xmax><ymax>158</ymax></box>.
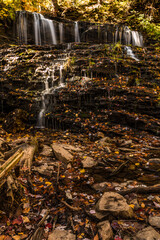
<box><xmin>96</xmin><ymin>192</ymin><xmax>134</xmax><ymax>218</ymax></box>
<box><xmin>97</xmin><ymin>221</ymin><xmax>113</xmax><ymax>240</ymax></box>
<box><xmin>135</xmin><ymin>226</ymin><xmax>160</xmax><ymax>240</ymax></box>
<box><xmin>52</xmin><ymin>143</ymin><xmax>73</xmax><ymax>163</ymax></box>
<box><xmin>48</xmin><ymin>229</ymin><xmax>76</xmax><ymax>240</ymax></box>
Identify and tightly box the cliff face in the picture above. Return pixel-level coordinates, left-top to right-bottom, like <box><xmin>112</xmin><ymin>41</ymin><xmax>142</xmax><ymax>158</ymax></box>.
<box><xmin>0</xmin><ymin>42</ymin><xmax>160</xmax><ymax>134</ymax></box>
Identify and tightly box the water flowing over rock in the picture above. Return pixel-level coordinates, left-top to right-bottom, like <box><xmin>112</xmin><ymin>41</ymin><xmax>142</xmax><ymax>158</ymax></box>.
<box><xmin>15</xmin><ymin>11</ymin><xmax>143</xmax><ymax>47</ymax></box>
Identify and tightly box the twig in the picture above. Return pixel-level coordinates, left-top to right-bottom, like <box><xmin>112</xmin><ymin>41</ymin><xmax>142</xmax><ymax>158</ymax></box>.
<box><xmin>109</xmin><ymin>159</ymin><xmax>130</xmax><ymax>177</ymax></box>
<box><xmin>61</xmin><ymin>200</ymin><xmax>81</xmax><ymax>211</ymax></box>
<box><xmin>57</xmin><ymin>162</ymin><xmax>60</xmax><ymax>184</ymax></box>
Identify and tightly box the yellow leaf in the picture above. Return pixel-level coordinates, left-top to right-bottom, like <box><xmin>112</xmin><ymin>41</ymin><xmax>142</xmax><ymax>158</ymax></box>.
<box><xmin>12</xmin><ymin>236</ymin><xmax>20</xmax><ymax>240</ymax></box>
<box><xmin>141</xmin><ymin>203</ymin><xmax>145</xmax><ymax>208</ymax></box>
<box><xmin>115</xmin><ymin>151</ymin><xmax>119</xmax><ymax>154</ymax></box>
<box><xmin>135</xmin><ymin>163</ymin><xmax>140</xmax><ymax>166</ymax></box>
<box><xmin>129</xmin><ymin>204</ymin><xmax>135</xmax><ymax>209</ymax></box>
<box><xmin>45</xmin><ymin>182</ymin><xmax>52</xmax><ymax>186</ymax></box>
<box><xmin>80</xmin><ymin>169</ymin><xmax>85</xmax><ymax>173</ymax></box>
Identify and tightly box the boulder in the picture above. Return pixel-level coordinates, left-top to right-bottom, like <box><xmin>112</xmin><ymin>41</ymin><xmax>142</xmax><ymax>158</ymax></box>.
<box><xmin>40</xmin><ymin>145</ymin><xmax>53</xmax><ymax>157</ymax></box>
<box><xmin>97</xmin><ymin>221</ymin><xmax>113</xmax><ymax>240</ymax></box>
<box><xmin>61</xmin><ymin>144</ymin><xmax>82</xmax><ymax>152</ymax></box>
<box><xmin>135</xmin><ymin>226</ymin><xmax>160</xmax><ymax>240</ymax></box>
<box><xmin>96</xmin><ymin>192</ymin><xmax>133</xmax><ymax>219</ymax></box>
<box><xmin>48</xmin><ymin>229</ymin><xmax>76</xmax><ymax>240</ymax></box>
<box><xmin>82</xmin><ymin>156</ymin><xmax>97</xmax><ymax>168</ymax></box>
<box><xmin>146</xmin><ymin>158</ymin><xmax>160</xmax><ymax>170</ymax></box>
<box><xmin>52</xmin><ymin>143</ymin><xmax>73</xmax><ymax>163</ymax></box>
<box><xmin>149</xmin><ymin>216</ymin><xmax>160</xmax><ymax>228</ymax></box>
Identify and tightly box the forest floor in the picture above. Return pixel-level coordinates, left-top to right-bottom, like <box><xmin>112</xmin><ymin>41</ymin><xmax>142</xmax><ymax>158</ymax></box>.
<box><xmin>0</xmin><ymin>42</ymin><xmax>160</xmax><ymax>240</ymax></box>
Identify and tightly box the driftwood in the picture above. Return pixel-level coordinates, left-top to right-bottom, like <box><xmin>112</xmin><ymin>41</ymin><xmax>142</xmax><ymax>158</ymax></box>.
<box><xmin>0</xmin><ymin>149</ymin><xmax>24</xmax><ymax>185</ymax></box>
<box><xmin>118</xmin><ymin>184</ymin><xmax>160</xmax><ymax>196</ymax></box>
<box><xmin>19</xmin><ymin>141</ymin><xmax>37</xmax><ymax>172</ymax></box>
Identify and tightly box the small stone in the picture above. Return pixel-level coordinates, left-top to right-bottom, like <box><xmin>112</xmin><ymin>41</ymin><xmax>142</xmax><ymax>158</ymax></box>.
<box><xmin>97</xmin><ymin>221</ymin><xmax>113</xmax><ymax>240</ymax></box>
<box><xmin>40</xmin><ymin>145</ymin><xmax>53</xmax><ymax>157</ymax></box>
<box><xmin>149</xmin><ymin>215</ymin><xmax>160</xmax><ymax>228</ymax></box>
<box><xmin>48</xmin><ymin>229</ymin><xmax>76</xmax><ymax>240</ymax></box>
<box><xmin>135</xmin><ymin>226</ymin><xmax>160</xmax><ymax>240</ymax></box>
<box><xmin>96</xmin><ymin>192</ymin><xmax>133</xmax><ymax>219</ymax></box>
<box><xmin>147</xmin><ymin>158</ymin><xmax>160</xmax><ymax>170</ymax></box>
<box><xmin>82</xmin><ymin>156</ymin><xmax>97</xmax><ymax>168</ymax></box>
<box><xmin>52</xmin><ymin>144</ymin><xmax>73</xmax><ymax>163</ymax></box>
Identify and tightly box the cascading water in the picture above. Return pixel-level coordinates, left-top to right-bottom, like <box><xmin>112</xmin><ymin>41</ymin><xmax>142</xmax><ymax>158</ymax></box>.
<box><xmin>123</xmin><ymin>26</ymin><xmax>143</xmax><ymax>47</ymax></box>
<box><xmin>75</xmin><ymin>22</ymin><xmax>80</xmax><ymax>42</ymax></box>
<box><xmin>33</xmin><ymin>12</ymin><xmax>57</xmax><ymax>45</ymax></box>
<box><xmin>33</xmin><ymin>13</ymin><xmax>41</xmax><ymax>45</ymax></box>
<box><xmin>59</xmin><ymin>23</ymin><xmax>64</xmax><ymax>43</ymax></box>
<box><xmin>16</xmin><ymin>11</ymin><xmax>144</xmax><ymax>47</ymax></box>
<box><xmin>125</xmin><ymin>46</ymin><xmax>139</xmax><ymax>61</ymax></box>
<box><xmin>17</xmin><ymin>11</ymin><xmax>28</xmax><ymax>44</ymax></box>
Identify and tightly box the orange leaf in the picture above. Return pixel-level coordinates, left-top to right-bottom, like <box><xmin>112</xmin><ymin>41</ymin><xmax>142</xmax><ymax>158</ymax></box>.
<box><xmin>94</xmin><ymin>234</ymin><xmax>99</xmax><ymax>240</ymax></box>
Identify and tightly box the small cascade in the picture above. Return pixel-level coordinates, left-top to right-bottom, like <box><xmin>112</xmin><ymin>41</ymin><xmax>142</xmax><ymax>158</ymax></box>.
<box><xmin>123</xmin><ymin>26</ymin><xmax>143</xmax><ymax>47</ymax></box>
<box><xmin>75</xmin><ymin>21</ymin><xmax>80</xmax><ymax>42</ymax></box>
<box><xmin>33</xmin><ymin>13</ymin><xmax>41</xmax><ymax>45</ymax></box>
<box><xmin>33</xmin><ymin>12</ymin><xmax>57</xmax><ymax>45</ymax></box>
<box><xmin>131</xmin><ymin>31</ymin><xmax>143</xmax><ymax>47</ymax></box>
<box><xmin>125</xmin><ymin>46</ymin><xmax>139</xmax><ymax>61</ymax></box>
<box><xmin>59</xmin><ymin>23</ymin><xmax>64</xmax><ymax>43</ymax></box>
<box><xmin>17</xmin><ymin>11</ymin><xmax>27</xmax><ymax>44</ymax></box>
<box><xmin>59</xmin><ymin>65</ymin><xmax>63</xmax><ymax>84</ymax></box>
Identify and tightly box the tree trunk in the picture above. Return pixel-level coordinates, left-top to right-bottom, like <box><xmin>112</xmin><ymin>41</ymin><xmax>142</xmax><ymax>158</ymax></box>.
<box><xmin>52</xmin><ymin>0</ymin><xmax>59</xmax><ymax>16</ymax></box>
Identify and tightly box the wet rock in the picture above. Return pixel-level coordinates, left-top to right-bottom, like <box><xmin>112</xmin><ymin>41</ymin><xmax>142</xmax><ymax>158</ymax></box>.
<box><xmin>146</xmin><ymin>158</ymin><xmax>160</xmax><ymax>170</ymax></box>
<box><xmin>82</xmin><ymin>156</ymin><xmax>97</xmax><ymax>168</ymax></box>
<box><xmin>149</xmin><ymin>216</ymin><xmax>160</xmax><ymax>228</ymax></box>
<box><xmin>52</xmin><ymin>143</ymin><xmax>73</xmax><ymax>163</ymax></box>
<box><xmin>135</xmin><ymin>226</ymin><xmax>160</xmax><ymax>240</ymax></box>
<box><xmin>96</xmin><ymin>192</ymin><xmax>134</xmax><ymax>219</ymax></box>
<box><xmin>97</xmin><ymin>220</ymin><xmax>113</xmax><ymax>240</ymax></box>
<box><xmin>48</xmin><ymin>229</ymin><xmax>76</xmax><ymax>240</ymax></box>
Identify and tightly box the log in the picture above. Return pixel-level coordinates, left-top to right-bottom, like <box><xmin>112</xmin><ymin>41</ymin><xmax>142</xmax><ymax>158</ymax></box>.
<box><xmin>20</xmin><ymin>142</ymin><xmax>37</xmax><ymax>172</ymax></box>
<box><xmin>118</xmin><ymin>184</ymin><xmax>160</xmax><ymax>196</ymax></box>
<box><xmin>0</xmin><ymin>149</ymin><xmax>24</xmax><ymax>182</ymax></box>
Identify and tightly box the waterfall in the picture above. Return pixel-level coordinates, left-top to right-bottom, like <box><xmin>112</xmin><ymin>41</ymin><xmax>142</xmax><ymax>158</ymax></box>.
<box><xmin>33</xmin><ymin>13</ymin><xmax>41</xmax><ymax>45</ymax></box>
<box><xmin>17</xmin><ymin>11</ymin><xmax>27</xmax><ymax>44</ymax></box>
<box><xmin>125</xmin><ymin>46</ymin><xmax>139</xmax><ymax>61</ymax></box>
<box><xmin>131</xmin><ymin>31</ymin><xmax>143</xmax><ymax>47</ymax></box>
<box><xmin>59</xmin><ymin>65</ymin><xmax>64</xmax><ymax>84</ymax></box>
<box><xmin>75</xmin><ymin>21</ymin><xmax>80</xmax><ymax>42</ymax></box>
<box><xmin>16</xmin><ymin>11</ymin><xmax>144</xmax><ymax>47</ymax></box>
<box><xmin>37</xmin><ymin>95</ymin><xmax>45</xmax><ymax>128</ymax></box>
<box><xmin>59</xmin><ymin>23</ymin><xmax>64</xmax><ymax>43</ymax></box>
<box><xmin>123</xmin><ymin>26</ymin><xmax>143</xmax><ymax>47</ymax></box>
<box><xmin>33</xmin><ymin>12</ymin><xmax>57</xmax><ymax>45</ymax></box>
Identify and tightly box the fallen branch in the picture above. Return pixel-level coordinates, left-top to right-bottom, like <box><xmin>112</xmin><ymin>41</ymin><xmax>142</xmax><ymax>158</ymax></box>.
<box><xmin>0</xmin><ymin>149</ymin><xmax>24</xmax><ymax>183</ymax></box>
<box><xmin>118</xmin><ymin>184</ymin><xmax>160</xmax><ymax>196</ymax></box>
<box><xmin>61</xmin><ymin>200</ymin><xmax>81</xmax><ymax>211</ymax></box>
<box><xmin>109</xmin><ymin>159</ymin><xmax>130</xmax><ymax>177</ymax></box>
